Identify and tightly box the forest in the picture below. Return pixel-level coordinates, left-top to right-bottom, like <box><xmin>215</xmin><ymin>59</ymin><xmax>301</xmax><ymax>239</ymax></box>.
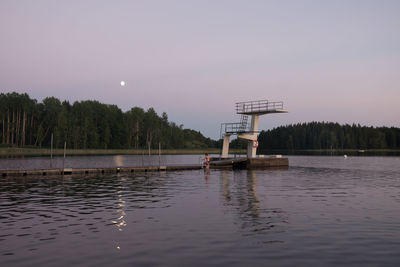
<box><xmin>2</xmin><ymin>92</ymin><xmax>399</xmax><ymax>151</ymax></box>
<box><xmin>257</xmin><ymin>122</ymin><xmax>400</xmax><ymax>150</ymax></box>
<box><xmin>0</xmin><ymin>92</ymin><xmax>218</xmax><ymax>149</ymax></box>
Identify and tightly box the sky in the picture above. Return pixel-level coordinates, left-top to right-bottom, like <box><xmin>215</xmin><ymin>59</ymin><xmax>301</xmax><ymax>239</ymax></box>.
<box><xmin>1</xmin><ymin>0</ymin><xmax>399</xmax><ymax>139</ymax></box>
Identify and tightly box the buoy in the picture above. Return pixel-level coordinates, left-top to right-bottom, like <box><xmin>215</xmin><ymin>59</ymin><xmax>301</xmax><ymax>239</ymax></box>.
<box><xmin>253</xmin><ymin>140</ymin><xmax>258</xmax><ymax>148</ymax></box>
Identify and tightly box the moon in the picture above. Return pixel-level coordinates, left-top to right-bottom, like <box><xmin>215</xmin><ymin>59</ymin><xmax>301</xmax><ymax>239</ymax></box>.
<box><xmin>120</xmin><ymin>81</ymin><xmax>126</xmax><ymax>86</ymax></box>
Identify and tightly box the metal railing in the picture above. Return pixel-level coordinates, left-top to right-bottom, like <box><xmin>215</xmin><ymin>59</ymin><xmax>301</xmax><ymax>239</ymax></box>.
<box><xmin>236</xmin><ymin>100</ymin><xmax>283</xmax><ymax>114</ymax></box>
<box><xmin>220</xmin><ymin>114</ymin><xmax>249</xmax><ymax>137</ymax></box>
<box><xmin>221</xmin><ymin>122</ymin><xmax>247</xmax><ymax>134</ymax></box>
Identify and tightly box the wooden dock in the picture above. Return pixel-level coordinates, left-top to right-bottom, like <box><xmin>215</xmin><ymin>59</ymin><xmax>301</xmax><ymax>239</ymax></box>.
<box><xmin>0</xmin><ymin>165</ymin><xmax>202</xmax><ymax>177</ymax></box>
<box><xmin>1</xmin><ymin>156</ymin><xmax>289</xmax><ymax>177</ymax></box>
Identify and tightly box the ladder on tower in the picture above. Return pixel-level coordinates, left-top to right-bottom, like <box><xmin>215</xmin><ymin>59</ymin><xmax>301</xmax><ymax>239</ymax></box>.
<box><xmin>239</xmin><ymin>115</ymin><xmax>248</xmax><ymax>132</ymax></box>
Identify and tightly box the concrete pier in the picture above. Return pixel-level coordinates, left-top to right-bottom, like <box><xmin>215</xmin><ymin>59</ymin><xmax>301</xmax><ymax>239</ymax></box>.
<box><xmin>246</xmin><ymin>157</ymin><xmax>288</xmax><ymax>168</ymax></box>
<box><xmin>210</xmin><ymin>156</ymin><xmax>289</xmax><ymax>169</ymax></box>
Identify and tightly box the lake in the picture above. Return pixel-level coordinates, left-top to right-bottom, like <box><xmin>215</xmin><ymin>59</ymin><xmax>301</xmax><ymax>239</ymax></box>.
<box><xmin>1</xmin><ymin>155</ymin><xmax>400</xmax><ymax>266</ymax></box>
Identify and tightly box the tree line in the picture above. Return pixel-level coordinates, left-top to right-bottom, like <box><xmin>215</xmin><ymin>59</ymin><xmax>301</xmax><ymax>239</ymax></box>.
<box><xmin>258</xmin><ymin>122</ymin><xmax>400</xmax><ymax>150</ymax></box>
<box><xmin>0</xmin><ymin>92</ymin><xmax>218</xmax><ymax>149</ymax></box>
<box><xmin>3</xmin><ymin>92</ymin><xmax>398</xmax><ymax>151</ymax></box>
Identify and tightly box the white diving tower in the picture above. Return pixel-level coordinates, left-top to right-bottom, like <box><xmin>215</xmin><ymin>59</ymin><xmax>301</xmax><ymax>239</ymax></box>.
<box><xmin>220</xmin><ymin>100</ymin><xmax>288</xmax><ymax>159</ymax></box>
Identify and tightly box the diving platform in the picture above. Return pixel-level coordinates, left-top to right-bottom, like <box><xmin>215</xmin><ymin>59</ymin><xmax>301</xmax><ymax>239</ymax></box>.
<box><xmin>235</xmin><ymin>100</ymin><xmax>288</xmax><ymax>115</ymax></box>
<box><xmin>219</xmin><ymin>99</ymin><xmax>289</xmax><ymax>168</ymax></box>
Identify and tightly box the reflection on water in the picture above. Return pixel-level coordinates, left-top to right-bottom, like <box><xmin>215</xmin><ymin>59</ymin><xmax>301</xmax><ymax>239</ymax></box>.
<box><xmin>113</xmin><ymin>176</ymin><xmax>127</xmax><ymax>251</ymax></box>
<box><xmin>220</xmin><ymin>170</ymin><xmax>287</xmax><ymax>242</ymax></box>
<box><xmin>113</xmin><ymin>155</ymin><xmax>124</xmax><ymax>167</ymax></box>
<box><xmin>1</xmin><ymin>156</ymin><xmax>400</xmax><ymax>266</ymax></box>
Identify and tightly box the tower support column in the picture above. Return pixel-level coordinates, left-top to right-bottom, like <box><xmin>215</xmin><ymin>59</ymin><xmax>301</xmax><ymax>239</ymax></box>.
<box><xmin>221</xmin><ymin>134</ymin><xmax>231</xmax><ymax>158</ymax></box>
<box><xmin>247</xmin><ymin>115</ymin><xmax>259</xmax><ymax>158</ymax></box>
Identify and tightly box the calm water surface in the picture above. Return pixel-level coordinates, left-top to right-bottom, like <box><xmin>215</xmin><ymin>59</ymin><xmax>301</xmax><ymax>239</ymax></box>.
<box><xmin>1</xmin><ymin>155</ymin><xmax>400</xmax><ymax>266</ymax></box>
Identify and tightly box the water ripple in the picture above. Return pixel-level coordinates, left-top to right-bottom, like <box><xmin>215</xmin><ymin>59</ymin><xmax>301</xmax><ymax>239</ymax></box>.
<box><xmin>1</xmin><ymin>156</ymin><xmax>400</xmax><ymax>266</ymax></box>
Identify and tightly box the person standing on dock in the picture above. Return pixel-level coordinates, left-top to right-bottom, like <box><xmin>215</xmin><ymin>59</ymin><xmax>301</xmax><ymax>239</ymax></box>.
<box><xmin>203</xmin><ymin>153</ymin><xmax>210</xmax><ymax>168</ymax></box>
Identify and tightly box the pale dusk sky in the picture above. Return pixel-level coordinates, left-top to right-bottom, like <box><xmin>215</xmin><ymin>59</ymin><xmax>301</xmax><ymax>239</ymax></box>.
<box><xmin>1</xmin><ymin>0</ymin><xmax>399</xmax><ymax>138</ymax></box>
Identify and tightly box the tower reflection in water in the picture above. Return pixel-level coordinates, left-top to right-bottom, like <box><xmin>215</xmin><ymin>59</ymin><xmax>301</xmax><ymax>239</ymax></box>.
<box><xmin>220</xmin><ymin>169</ymin><xmax>287</xmax><ymax>239</ymax></box>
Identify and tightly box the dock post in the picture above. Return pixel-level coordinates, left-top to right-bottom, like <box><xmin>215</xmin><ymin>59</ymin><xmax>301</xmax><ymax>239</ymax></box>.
<box><xmin>50</xmin><ymin>133</ymin><xmax>53</xmax><ymax>168</ymax></box>
<box><xmin>148</xmin><ymin>142</ymin><xmax>151</xmax><ymax>166</ymax></box>
<box><xmin>158</xmin><ymin>142</ymin><xmax>161</xmax><ymax>167</ymax></box>
<box><xmin>62</xmin><ymin>141</ymin><xmax>66</xmax><ymax>173</ymax></box>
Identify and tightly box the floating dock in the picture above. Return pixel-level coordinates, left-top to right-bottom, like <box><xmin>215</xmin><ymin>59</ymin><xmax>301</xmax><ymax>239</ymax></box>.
<box><xmin>0</xmin><ymin>165</ymin><xmax>202</xmax><ymax>177</ymax></box>
<box><xmin>1</xmin><ymin>156</ymin><xmax>288</xmax><ymax>177</ymax></box>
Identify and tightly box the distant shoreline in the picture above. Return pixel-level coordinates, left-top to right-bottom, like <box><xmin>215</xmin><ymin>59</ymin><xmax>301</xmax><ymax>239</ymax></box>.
<box><xmin>0</xmin><ymin>147</ymin><xmax>242</xmax><ymax>157</ymax></box>
<box><xmin>258</xmin><ymin>149</ymin><xmax>400</xmax><ymax>156</ymax></box>
<box><xmin>1</xmin><ymin>147</ymin><xmax>399</xmax><ymax>157</ymax></box>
